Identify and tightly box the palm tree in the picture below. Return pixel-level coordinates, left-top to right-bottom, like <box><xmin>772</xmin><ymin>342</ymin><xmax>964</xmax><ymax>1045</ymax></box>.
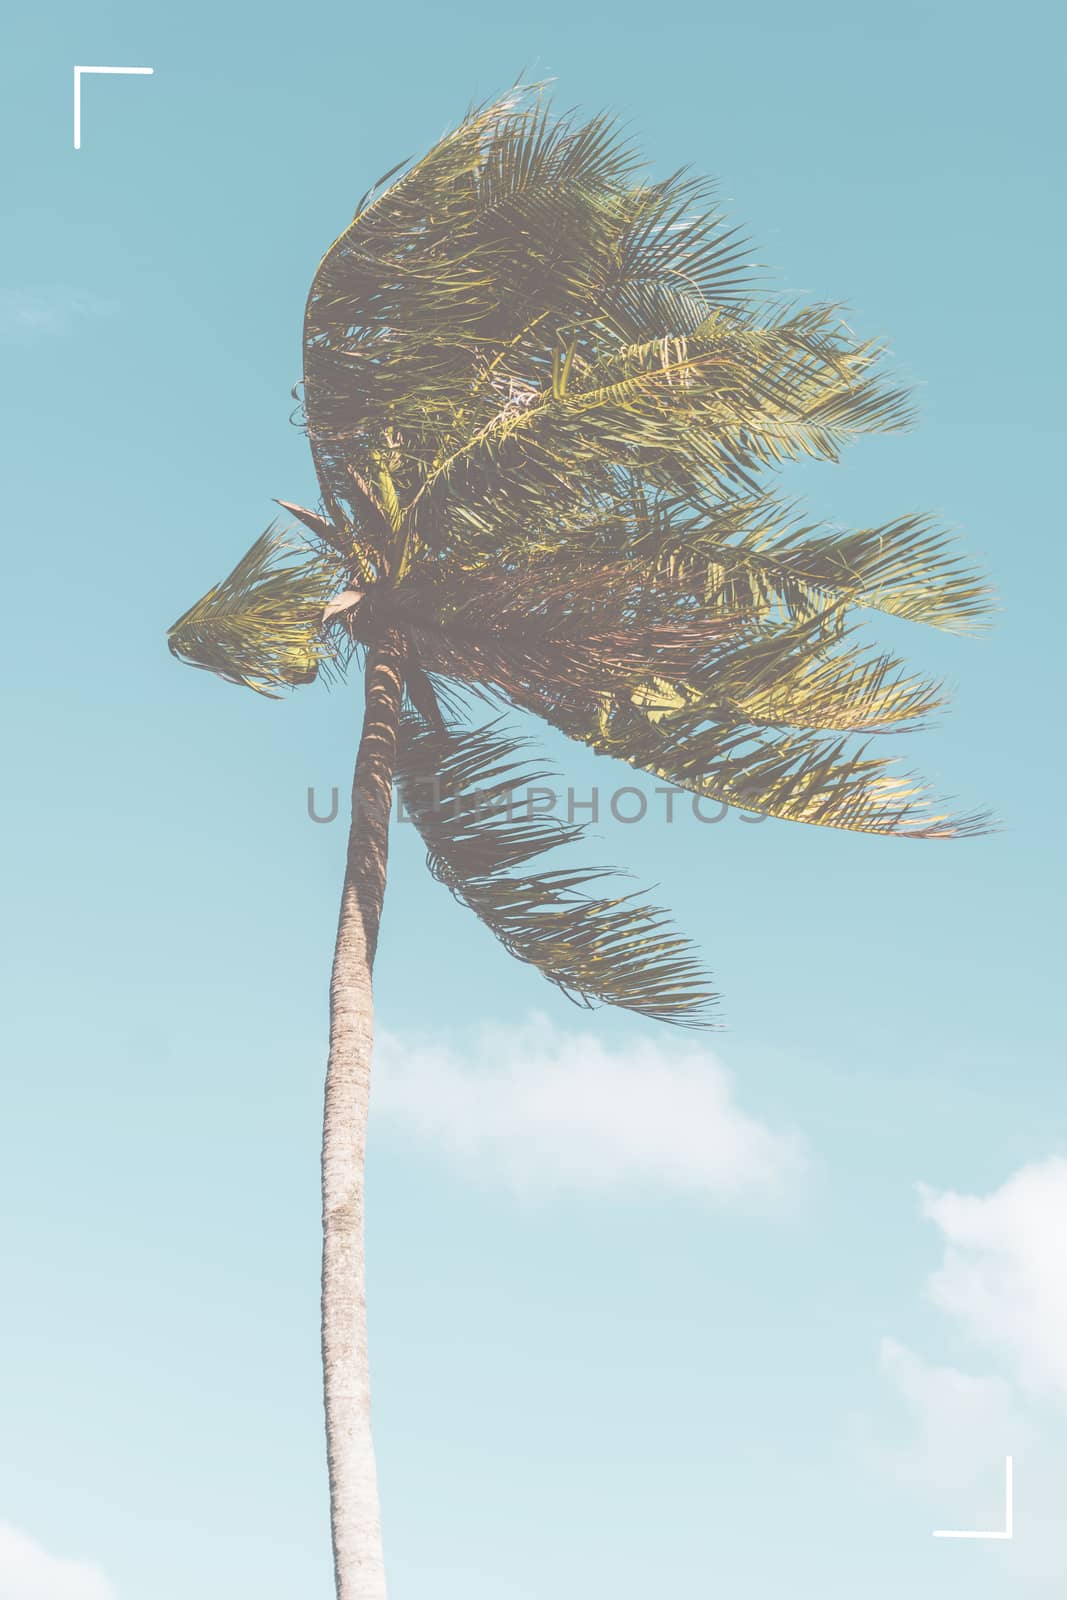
<box><xmin>168</xmin><ymin>89</ymin><xmax>989</xmax><ymax>1599</ymax></box>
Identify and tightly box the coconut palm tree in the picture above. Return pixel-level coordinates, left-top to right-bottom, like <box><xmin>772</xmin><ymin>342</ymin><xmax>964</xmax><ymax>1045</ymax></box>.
<box><xmin>167</xmin><ymin>89</ymin><xmax>989</xmax><ymax>1599</ymax></box>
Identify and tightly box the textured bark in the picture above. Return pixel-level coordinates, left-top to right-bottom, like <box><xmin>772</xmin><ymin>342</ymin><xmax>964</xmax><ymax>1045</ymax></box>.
<box><xmin>322</xmin><ymin>632</ymin><xmax>404</xmax><ymax>1600</ymax></box>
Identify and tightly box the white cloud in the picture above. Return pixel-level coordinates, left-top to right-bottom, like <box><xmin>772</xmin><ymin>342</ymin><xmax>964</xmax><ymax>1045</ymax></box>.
<box><xmin>0</xmin><ymin>289</ymin><xmax>116</xmax><ymax>342</ymax></box>
<box><xmin>872</xmin><ymin>1160</ymin><xmax>1067</xmax><ymax>1585</ymax></box>
<box><xmin>920</xmin><ymin>1159</ymin><xmax>1067</xmax><ymax>1403</ymax></box>
<box><xmin>0</xmin><ymin>1525</ymin><xmax>115</xmax><ymax>1600</ymax></box>
<box><xmin>372</xmin><ymin>1014</ymin><xmax>806</xmax><ymax>1204</ymax></box>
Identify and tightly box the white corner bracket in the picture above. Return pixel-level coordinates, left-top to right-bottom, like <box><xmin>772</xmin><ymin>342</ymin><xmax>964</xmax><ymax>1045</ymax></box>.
<box><xmin>73</xmin><ymin>65</ymin><xmax>154</xmax><ymax>150</ymax></box>
<box><xmin>934</xmin><ymin>1455</ymin><xmax>1014</xmax><ymax>1541</ymax></box>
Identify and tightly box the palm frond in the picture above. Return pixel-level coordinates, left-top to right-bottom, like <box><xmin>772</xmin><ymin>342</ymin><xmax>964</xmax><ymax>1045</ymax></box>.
<box><xmin>395</xmin><ymin>716</ymin><xmax>718</xmax><ymax>1025</ymax></box>
<box><xmin>545</xmin><ymin>692</ymin><xmax>990</xmax><ymax>838</ymax></box>
<box><xmin>621</xmin><ymin>621</ymin><xmax>947</xmax><ymax>734</ymax></box>
<box><xmin>632</xmin><ymin>495</ymin><xmax>993</xmax><ymax>634</ymax></box>
<box><xmin>714</xmin><ymin>635</ymin><xmax>946</xmax><ymax>733</ymax></box>
<box><xmin>405</xmin><ymin>304</ymin><xmax>912</xmax><ymax>533</ymax></box>
<box><xmin>167</xmin><ymin>527</ymin><xmax>340</xmax><ymax>697</ymax></box>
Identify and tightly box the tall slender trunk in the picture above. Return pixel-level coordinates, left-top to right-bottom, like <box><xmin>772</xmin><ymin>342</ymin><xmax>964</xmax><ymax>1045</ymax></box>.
<box><xmin>322</xmin><ymin>631</ymin><xmax>404</xmax><ymax>1600</ymax></box>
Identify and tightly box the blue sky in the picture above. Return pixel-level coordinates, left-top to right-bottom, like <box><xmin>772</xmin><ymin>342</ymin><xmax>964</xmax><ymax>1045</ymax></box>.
<box><xmin>2</xmin><ymin>1</ymin><xmax>1066</xmax><ymax>1596</ymax></box>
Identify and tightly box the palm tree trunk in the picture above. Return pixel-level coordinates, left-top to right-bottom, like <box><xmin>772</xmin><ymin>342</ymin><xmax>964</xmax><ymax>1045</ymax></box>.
<box><xmin>322</xmin><ymin>631</ymin><xmax>404</xmax><ymax>1600</ymax></box>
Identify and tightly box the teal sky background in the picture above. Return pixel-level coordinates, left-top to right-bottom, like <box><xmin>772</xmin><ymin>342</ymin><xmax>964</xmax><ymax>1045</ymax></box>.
<box><xmin>2</xmin><ymin>2</ymin><xmax>1066</xmax><ymax>1596</ymax></box>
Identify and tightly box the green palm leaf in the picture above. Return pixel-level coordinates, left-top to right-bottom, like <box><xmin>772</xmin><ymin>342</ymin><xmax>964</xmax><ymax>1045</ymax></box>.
<box><xmin>547</xmin><ymin>692</ymin><xmax>988</xmax><ymax>837</ymax></box>
<box><xmin>634</xmin><ymin>495</ymin><xmax>993</xmax><ymax>634</ymax></box>
<box><xmin>167</xmin><ymin>527</ymin><xmax>339</xmax><ymax>696</ymax></box>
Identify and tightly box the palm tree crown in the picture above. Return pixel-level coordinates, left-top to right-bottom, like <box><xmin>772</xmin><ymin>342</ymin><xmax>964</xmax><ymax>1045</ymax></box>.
<box><xmin>169</xmin><ymin>88</ymin><xmax>990</xmax><ymax>1028</ymax></box>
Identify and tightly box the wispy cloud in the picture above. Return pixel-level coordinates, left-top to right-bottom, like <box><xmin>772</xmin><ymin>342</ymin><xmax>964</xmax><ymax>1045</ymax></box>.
<box><xmin>0</xmin><ymin>288</ymin><xmax>116</xmax><ymax>343</ymax></box>
<box><xmin>877</xmin><ymin>1337</ymin><xmax>1025</xmax><ymax>1494</ymax></box>
<box><xmin>0</xmin><ymin>1524</ymin><xmax>115</xmax><ymax>1600</ymax></box>
<box><xmin>372</xmin><ymin>1014</ymin><xmax>807</xmax><ymax>1205</ymax></box>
